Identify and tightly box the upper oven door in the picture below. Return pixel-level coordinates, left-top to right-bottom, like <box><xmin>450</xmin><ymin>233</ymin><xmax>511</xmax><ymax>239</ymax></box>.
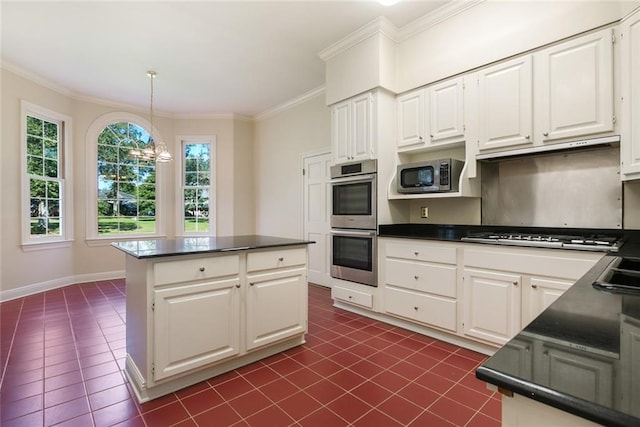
<box><xmin>330</xmin><ymin>173</ymin><xmax>376</xmax><ymax>229</ymax></box>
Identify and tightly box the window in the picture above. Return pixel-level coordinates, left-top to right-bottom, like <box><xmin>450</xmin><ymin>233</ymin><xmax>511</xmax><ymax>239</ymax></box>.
<box><xmin>179</xmin><ymin>138</ymin><xmax>215</xmax><ymax>236</ymax></box>
<box><xmin>86</xmin><ymin>112</ymin><xmax>166</xmax><ymax>242</ymax></box>
<box><xmin>22</xmin><ymin>102</ymin><xmax>73</xmax><ymax>247</ymax></box>
<box><xmin>97</xmin><ymin>122</ymin><xmax>157</xmax><ymax>235</ymax></box>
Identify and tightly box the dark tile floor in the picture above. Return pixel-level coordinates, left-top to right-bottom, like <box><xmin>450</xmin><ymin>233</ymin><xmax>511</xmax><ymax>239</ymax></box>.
<box><xmin>0</xmin><ymin>280</ymin><xmax>500</xmax><ymax>426</ymax></box>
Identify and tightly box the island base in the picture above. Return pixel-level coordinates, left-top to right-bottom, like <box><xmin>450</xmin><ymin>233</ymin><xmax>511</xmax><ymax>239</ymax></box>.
<box><xmin>502</xmin><ymin>393</ymin><xmax>599</xmax><ymax>427</ymax></box>
<box><xmin>125</xmin><ymin>335</ymin><xmax>305</xmax><ymax>403</ymax></box>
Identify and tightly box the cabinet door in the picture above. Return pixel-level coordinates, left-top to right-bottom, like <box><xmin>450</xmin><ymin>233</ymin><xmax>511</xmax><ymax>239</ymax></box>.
<box><xmin>246</xmin><ymin>267</ymin><xmax>307</xmax><ymax>350</ymax></box>
<box><xmin>523</xmin><ymin>277</ymin><xmax>573</xmax><ymax>326</ymax></box>
<box><xmin>429</xmin><ymin>76</ymin><xmax>465</xmax><ymax>143</ymax></box>
<box><xmin>463</xmin><ymin>268</ymin><xmax>521</xmax><ymax>346</ymax></box>
<box><xmin>535</xmin><ymin>28</ymin><xmax>614</xmax><ymax>142</ymax></box>
<box><xmin>351</xmin><ymin>92</ymin><xmax>374</xmax><ymax>161</ymax></box>
<box><xmin>621</xmin><ymin>10</ymin><xmax>640</xmax><ymax>177</ymax></box>
<box><xmin>153</xmin><ymin>278</ymin><xmax>240</xmax><ymax>381</ymax></box>
<box><xmin>397</xmin><ymin>89</ymin><xmax>426</xmax><ymax>148</ymax></box>
<box><xmin>331</xmin><ymin>100</ymin><xmax>351</xmax><ymax>164</ymax></box>
<box><xmin>478</xmin><ymin>55</ymin><xmax>533</xmax><ymax>150</ymax></box>
<box><xmin>537</xmin><ymin>344</ymin><xmax>614</xmax><ymax>406</ymax></box>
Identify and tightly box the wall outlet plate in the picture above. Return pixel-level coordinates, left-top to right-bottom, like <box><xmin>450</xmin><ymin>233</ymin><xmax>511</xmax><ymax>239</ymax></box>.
<box><xmin>420</xmin><ymin>207</ymin><xmax>428</xmax><ymax>218</ymax></box>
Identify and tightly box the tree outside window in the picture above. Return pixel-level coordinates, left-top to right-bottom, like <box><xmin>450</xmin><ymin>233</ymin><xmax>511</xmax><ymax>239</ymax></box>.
<box><xmin>183</xmin><ymin>142</ymin><xmax>211</xmax><ymax>233</ymax></box>
<box><xmin>97</xmin><ymin>122</ymin><xmax>157</xmax><ymax>235</ymax></box>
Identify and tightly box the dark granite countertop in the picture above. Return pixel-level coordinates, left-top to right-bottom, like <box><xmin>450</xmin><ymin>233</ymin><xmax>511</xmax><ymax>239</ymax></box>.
<box><xmin>380</xmin><ymin>224</ymin><xmax>640</xmax><ymax>425</ymax></box>
<box><xmin>112</xmin><ymin>235</ymin><xmax>314</xmax><ymax>259</ymax></box>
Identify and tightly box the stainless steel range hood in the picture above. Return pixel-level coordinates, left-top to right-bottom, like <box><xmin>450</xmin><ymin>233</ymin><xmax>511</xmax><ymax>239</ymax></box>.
<box><xmin>476</xmin><ymin>135</ymin><xmax>620</xmax><ymax>161</ymax></box>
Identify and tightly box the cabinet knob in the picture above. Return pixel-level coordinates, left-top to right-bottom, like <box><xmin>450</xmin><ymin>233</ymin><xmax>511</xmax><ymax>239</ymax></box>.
<box><xmin>419</xmin><ymin>136</ymin><xmax>423</xmax><ymax>140</ymax></box>
<box><xmin>414</xmin><ymin>275</ymin><xmax>419</xmax><ymax>280</ymax></box>
<box><xmin>250</xmin><ymin>282</ymin><xmax>255</xmax><ymax>286</ymax></box>
<box><xmin>348</xmin><ymin>295</ymin><xmax>353</xmax><ymax>299</ymax></box>
<box><xmin>543</xmin><ymin>132</ymin><xmax>549</xmax><ymax>137</ymax></box>
<box><xmin>199</xmin><ymin>267</ymin><xmax>205</xmax><ymax>272</ymax></box>
<box><xmin>414</xmin><ymin>306</ymin><xmax>419</xmax><ymax>311</ymax></box>
<box><xmin>430</xmin><ymin>134</ymin><xmax>434</xmax><ymax>138</ymax></box>
<box><xmin>414</xmin><ymin>252</ymin><xmax>419</xmax><ymax>256</ymax></box>
<box><xmin>235</xmin><ymin>284</ymin><xmax>241</xmax><ymax>288</ymax></box>
<box><xmin>513</xmin><ymin>281</ymin><xmax>518</xmax><ymax>286</ymax></box>
<box><xmin>531</xmin><ymin>284</ymin><xmax>538</xmax><ymax>289</ymax></box>
<box><xmin>278</xmin><ymin>257</ymin><xmax>284</xmax><ymax>262</ymax></box>
<box><xmin>525</xmin><ymin>135</ymin><xmax>530</xmax><ymax>139</ymax></box>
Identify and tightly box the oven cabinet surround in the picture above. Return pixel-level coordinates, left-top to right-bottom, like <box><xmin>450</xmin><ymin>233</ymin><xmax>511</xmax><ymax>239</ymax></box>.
<box><xmin>122</xmin><ymin>244</ymin><xmax>309</xmax><ymax>403</ymax></box>
<box><xmin>621</xmin><ymin>7</ymin><xmax>640</xmax><ymax>180</ymax></box>
<box><xmin>331</xmin><ymin>238</ymin><xmax>605</xmax><ymax>354</ymax></box>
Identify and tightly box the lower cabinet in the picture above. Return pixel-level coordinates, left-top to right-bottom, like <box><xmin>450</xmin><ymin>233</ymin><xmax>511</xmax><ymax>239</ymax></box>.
<box><xmin>246</xmin><ymin>267</ymin><xmax>307</xmax><ymax>350</ymax></box>
<box><xmin>523</xmin><ymin>277</ymin><xmax>573</xmax><ymax>326</ymax></box>
<box><xmin>153</xmin><ymin>278</ymin><xmax>241</xmax><ymax>381</ymax></box>
<box><xmin>462</xmin><ymin>269</ymin><xmax>522</xmax><ymax>346</ymax></box>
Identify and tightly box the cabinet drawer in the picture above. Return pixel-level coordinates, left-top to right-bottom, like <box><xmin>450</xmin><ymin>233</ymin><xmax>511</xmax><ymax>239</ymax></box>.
<box><xmin>247</xmin><ymin>247</ymin><xmax>307</xmax><ymax>272</ymax></box>
<box><xmin>332</xmin><ymin>285</ymin><xmax>373</xmax><ymax>309</ymax></box>
<box><xmin>385</xmin><ymin>287</ymin><xmax>457</xmax><ymax>332</ymax></box>
<box><xmin>385</xmin><ymin>259</ymin><xmax>456</xmax><ymax>298</ymax></box>
<box><xmin>386</xmin><ymin>242</ymin><xmax>456</xmax><ymax>264</ymax></box>
<box><xmin>154</xmin><ymin>255</ymin><xmax>240</xmax><ymax>286</ymax></box>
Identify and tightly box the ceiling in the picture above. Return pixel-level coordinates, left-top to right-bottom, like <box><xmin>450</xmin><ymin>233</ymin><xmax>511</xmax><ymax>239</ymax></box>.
<box><xmin>1</xmin><ymin>1</ymin><xmax>449</xmax><ymax>117</ymax></box>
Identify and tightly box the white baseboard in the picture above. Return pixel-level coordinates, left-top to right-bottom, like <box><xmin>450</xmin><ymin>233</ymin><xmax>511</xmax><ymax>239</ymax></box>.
<box><xmin>0</xmin><ymin>270</ymin><xmax>125</xmax><ymax>303</ymax></box>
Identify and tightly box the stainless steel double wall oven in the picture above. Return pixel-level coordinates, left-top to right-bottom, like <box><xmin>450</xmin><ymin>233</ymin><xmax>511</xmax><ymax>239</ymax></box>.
<box><xmin>330</xmin><ymin>159</ymin><xmax>377</xmax><ymax>287</ymax></box>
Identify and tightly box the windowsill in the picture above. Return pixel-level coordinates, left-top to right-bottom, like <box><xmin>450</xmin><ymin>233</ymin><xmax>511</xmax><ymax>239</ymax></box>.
<box><xmin>85</xmin><ymin>234</ymin><xmax>168</xmax><ymax>247</ymax></box>
<box><xmin>22</xmin><ymin>239</ymin><xmax>73</xmax><ymax>252</ymax></box>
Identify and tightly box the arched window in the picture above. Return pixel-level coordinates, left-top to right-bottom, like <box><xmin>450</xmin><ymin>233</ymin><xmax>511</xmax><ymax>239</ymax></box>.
<box><xmin>97</xmin><ymin>122</ymin><xmax>157</xmax><ymax>235</ymax></box>
<box><xmin>86</xmin><ymin>112</ymin><xmax>167</xmax><ymax>241</ymax></box>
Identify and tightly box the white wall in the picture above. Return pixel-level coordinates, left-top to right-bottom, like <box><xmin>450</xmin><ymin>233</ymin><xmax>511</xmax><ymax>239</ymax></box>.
<box><xmin>253</xmin><ymin>94</ymin><xmax>331</xmax><ymax>238</ymax></box>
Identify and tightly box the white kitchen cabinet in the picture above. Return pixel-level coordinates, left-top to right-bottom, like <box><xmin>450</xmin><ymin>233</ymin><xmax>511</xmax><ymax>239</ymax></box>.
<box><xmin>429</xmin><ymin>76</ymin><xmax>465</xmax><ymax>144</ymax></box>
<box><xmin>462</xmin><ymin>268</ymin><xmax>522</xmax><ymax>346</ymax></box>
<box><xmin>246</xmin><ymin>267</ymin><xmax>307</xmax><ymax>350</ymax></box>
<box><xmin>153</xmin><ymin>277</ymin><xmax>240</xmax><ymax>381</ymax></box>
<box><xmin>331</xmin><ymin>92</ymin><xmax>374</xmax><ymax>163</ymax></box>
<box><xmin>332</xmin><ymin>284</ymin><xmax>373</xmax><ymax>309</ymax></box>
<box><xmin>621</xmin><ymin>8</ymin><xmax>640</xmax><ymax>179</ymax></box>
<box><xmin>382</xmin><ymin>241</ymin><xmax>458</xmax><ymax>332</ymax></box>
<box><xmin>522</xmin><ymin>277</ymin><xmax>573</xmax><ymax>327</ymax></box>
<box><xmin>397</xmin><ymin>88</ymin><xmax>427</xmax><ymax>149</ymax></box>
<box><xmin>478</xmin><ymin>55</ymin><xmax>534</xmax><ymax>151</ymax></box>
<box><xmin>534</xmin><ymin>28</ymin><xmax>614</xmax><ymax>143</ymax></box>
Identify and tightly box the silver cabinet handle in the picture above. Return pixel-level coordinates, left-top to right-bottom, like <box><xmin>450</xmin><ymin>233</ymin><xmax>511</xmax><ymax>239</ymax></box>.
<box><xmin>414</xmin><ymin>306</ymin><xmax>419</xmax><ymax>311</ymax></box>
<box><xmin>419</xmin><ymin>136</ymin><xmax>423</xmax><ymax>140</ymax></box>
<box><xmin>348</xmin><ymin>295</ymin><xmax>353</xmax><ymax>299</ymax></box>
<box><xmin>235</xmin><ymin>284</ymin><xmax>241</xmax><ymax>288</ymax></box>
<box><xmin>543</xmin><ymin>132</ymin><xmax>549</xmax><ymax>137</ymax></box>
<box><xmin>513</xmin><ymin>281</ymin><xmax>518</xmax><ymax>286</ymax></box>
<box><xmin>414</xmin><ymin>252</ymin><xmax>419</xmax><ymax>256</ymax></box>
<box><xmin>278</xmin><ymin>257</ymin><xmax>284</xmax><ymax>262</ymax></box>
<box><xmin>525</xmin><ymin>135</ymin><xmax>530</xmax><ymax>139</ymax></box>
<box><xmin>199</xmin><ymin>267</ymin><xmax>205</xmax><ymax>272</ymax></box>
<box><xmin>414</xmin><ymin>275</ymin><xmax>419</xmax><ymax>280</ymax></box>
<box><xmin>250</xmin><ymin>282</ymin><xmax>255</xmax><ymax>286</ymax></box>
<box><xmin>531</xmin><ymin>283</ymin><xmax>538</xmax><ymax>289</ymax></box>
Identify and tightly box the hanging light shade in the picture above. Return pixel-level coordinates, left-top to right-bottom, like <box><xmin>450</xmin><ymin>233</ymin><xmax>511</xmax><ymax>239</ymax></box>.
<box><xmin>130</xmin><ymin>71</ymin><xmax>173</xmax><ymax>162</ymax></box>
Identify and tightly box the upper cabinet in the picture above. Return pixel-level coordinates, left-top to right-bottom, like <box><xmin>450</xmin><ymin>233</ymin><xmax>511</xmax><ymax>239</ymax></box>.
<box><xmin>331</xmin><ymin>92</ymin><xmax>374</xmax><ymax>164</ymax></box>
<box><xmin>534</xmin><ymin>28</ymin><xmax>614</xmax><ymax>142</ymax></box>
<box><xmin>621</xmin><ymin>8</ymin><xmax>640</xmax><ymax>180</ymax></box>
<box><xmin>429</xmin><ymin>76</ymin><xmax>465</xmax><ymax>143</ymax></box>
<box><xmin>478</xmin><ymin>55</ymin><xmax>534</xmax><ymax>151</ymax></box>
<box><xmin>477</xmin><ymin>28</ymin><xmax>615</xmax><ymax>157</ymax></box>
<box><xmin>396</xmin><ymin>76</ymin><xmax>466</xmax><ymax>152</ymax></box>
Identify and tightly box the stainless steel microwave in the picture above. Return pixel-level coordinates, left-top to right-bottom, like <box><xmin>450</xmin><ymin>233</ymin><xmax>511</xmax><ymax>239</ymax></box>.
<box><xmin>396</xmin><ymin>159</ymin><xmax>464</xmax><ymax>193</ymax></box>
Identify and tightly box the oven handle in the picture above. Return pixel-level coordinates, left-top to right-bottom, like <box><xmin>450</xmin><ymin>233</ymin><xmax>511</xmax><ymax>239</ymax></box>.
<box><xmin>330</xmin><ymin>173</ymin><xmax>377</xmax><ymax>184</ymax></box>
<box><xmin>331</xmin><ymin>229</ymin><xmax>376</xmax><ymax>237</ymax></box>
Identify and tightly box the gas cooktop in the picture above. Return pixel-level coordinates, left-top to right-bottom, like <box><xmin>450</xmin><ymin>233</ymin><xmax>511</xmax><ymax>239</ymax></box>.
<box><xmin>461</xmin><ymin>232</ymin><xmax>620</xmax><ymax>252</ymax></box>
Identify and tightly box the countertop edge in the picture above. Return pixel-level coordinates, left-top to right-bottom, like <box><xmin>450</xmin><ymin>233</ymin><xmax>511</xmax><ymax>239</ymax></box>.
<box><xmin>111</xmin><ymin>239</ymin><xmax>314</xmax><ymax>259</ymax></box>
<box><xmin>475</xmin><ymin>366</ymin><xmax>635</xmax><ymax>427</ymax></box>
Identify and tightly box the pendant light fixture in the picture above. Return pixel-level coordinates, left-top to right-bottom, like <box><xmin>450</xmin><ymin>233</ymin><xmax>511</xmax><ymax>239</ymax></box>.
<box><xmin>130</xmin><ymin>71</ymin><xmax>173</xmax><ymax>162</ymax></box>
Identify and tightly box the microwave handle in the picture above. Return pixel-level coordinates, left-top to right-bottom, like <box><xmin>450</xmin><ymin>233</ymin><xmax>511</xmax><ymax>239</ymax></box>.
<box><xmin>330</xmin><ymin>229</ymin><xmax>376</xmax><ymax>237</ymax></box>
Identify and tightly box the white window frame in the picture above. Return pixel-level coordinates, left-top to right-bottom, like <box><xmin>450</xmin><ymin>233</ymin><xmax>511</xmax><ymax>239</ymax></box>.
<box><xmin>175</xmin><ymin>136</ymin><xmax>216</xmax><ymax>237</ymax></box>
<box><xmin>21</xmin><ymin>101</ymin><xmax>74</xmax><ymax>250</ymax></box>
<box><xmin>85</xmin><ymin>112</ymin><xmax>168</xmax><ymax>244</ymax></box>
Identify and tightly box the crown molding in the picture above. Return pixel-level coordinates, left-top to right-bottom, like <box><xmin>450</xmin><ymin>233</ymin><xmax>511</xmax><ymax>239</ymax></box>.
<box><xmin>254</xmin><ymin>85</ymin><xmax>325</xmax><ymax>121</ymax></box>
<box><xmin>397</xmin><ymin>0</ymin><xmax>486</xmax><ymax>42</ymax></box>
<box><xmin>318</xmin><ymin>16</ymin><xmax>399</xmax><ymax>62</ymax></box>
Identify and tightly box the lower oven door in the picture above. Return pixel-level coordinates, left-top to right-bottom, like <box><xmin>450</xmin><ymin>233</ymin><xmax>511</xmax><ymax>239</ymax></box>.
<box><xmin>330</xmin><ymin>229</ymin><xmax>377</xmax><ymax>287</ymax></box>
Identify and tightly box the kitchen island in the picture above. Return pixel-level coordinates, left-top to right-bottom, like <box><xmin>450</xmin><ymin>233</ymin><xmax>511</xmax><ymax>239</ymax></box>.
<box><xmin>112</xmin><ymin>235</ymin><xmax>313</xmax><ymax>403</ymax></box>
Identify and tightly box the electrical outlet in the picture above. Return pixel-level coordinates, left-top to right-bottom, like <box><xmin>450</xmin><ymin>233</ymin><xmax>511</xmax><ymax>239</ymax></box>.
<box><xmin>420</xmin><ymin>207</ymin><xmax>428</xmax><ymax>218</ymax></box>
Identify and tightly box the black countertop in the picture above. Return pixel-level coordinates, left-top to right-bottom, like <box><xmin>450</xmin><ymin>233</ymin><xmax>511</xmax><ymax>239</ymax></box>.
<box><xmin>380</xmin><ymin>224</ymin><xmax>640</xmax><ymax>426</ymax></box>
<box><xmin>112</xmin><ymin>235</ymin><xmax>314</xmax><ymax>259</ymax></box>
